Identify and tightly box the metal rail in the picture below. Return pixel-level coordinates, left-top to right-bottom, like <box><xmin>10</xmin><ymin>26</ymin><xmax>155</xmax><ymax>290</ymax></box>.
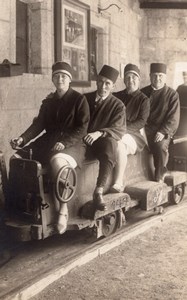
<box><xmin>172</xmin><ymin>135</ymin><xmax>187</xmax><ymax>144</ymax></box>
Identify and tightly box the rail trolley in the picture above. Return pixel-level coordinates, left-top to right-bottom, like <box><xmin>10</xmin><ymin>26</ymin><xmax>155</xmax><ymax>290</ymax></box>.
<box><xmin>0</xmin><ymin>132</ymin><xmax>186</xmax><ymax>242</ymax></box>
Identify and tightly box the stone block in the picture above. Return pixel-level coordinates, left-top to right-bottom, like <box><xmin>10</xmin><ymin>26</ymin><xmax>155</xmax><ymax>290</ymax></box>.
<box><xmin>0</xmin><ymin>1</ymin><xmax>10</xmax><ymax>21</ymax></box>
<box><xmin>165</xmin><ymin>18</ymin><xmax>179</xmax><ymax>38</ymax></box>
<box><xmin>178</xmin><ymin>17</ymin><xmax>187</xmax><ymax>39</ymax></box>
<box><xmin>0</xmin><ymin>22</ymin><xmax>11</xmax><ymax>59</ymax></box>
<box><xmin>148</xmin><ymin>17</ymin><xmax>165</xmax><ymax>38</ymax></box>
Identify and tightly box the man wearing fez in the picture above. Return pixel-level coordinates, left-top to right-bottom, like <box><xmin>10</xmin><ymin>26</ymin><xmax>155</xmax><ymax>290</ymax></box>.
<box><xmin>84</xmin><ymin>65</ymin><xmax>126</xmax><ymax>211</ymax></box>
<box><xmin>142</xmin><ymin>63</ymin><xmax>180</xmax><ymax>182</ymax></box>
<box><xmin>111</xmin><ymin>63</ymin><xmax>150</xmax><ymax>192</ymax></box>
<box><xmin>10</xmin><ymin>61</ymin><xmax>90</xmax><ymax>234</ymax></box>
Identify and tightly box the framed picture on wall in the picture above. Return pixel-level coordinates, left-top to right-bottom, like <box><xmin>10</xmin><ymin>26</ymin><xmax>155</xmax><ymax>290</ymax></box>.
<box><xmin>54</xmin><ymin>0</ymin><xmax>91</xmax><ymax>86</ymax></box>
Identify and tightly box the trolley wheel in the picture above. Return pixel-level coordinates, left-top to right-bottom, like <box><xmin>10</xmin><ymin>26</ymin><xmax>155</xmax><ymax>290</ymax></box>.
<box><xmin>171</xmin><ymin>183</ymin><xmax>185</xmax><ymax>205</ymax></box>
<box><xmin>55</xmin><ymin>165</ymin><xmax>77</xmax><ymax>203</ymax></box>
<box><xmin>154</xmin><ymin>206</ymin><xmax>164</xmax><ymax>214</ymax></box>
<box><xmin>101</xmin><ymin>210</ymin><xmax>120</xmax><ymax>237</ymax></box>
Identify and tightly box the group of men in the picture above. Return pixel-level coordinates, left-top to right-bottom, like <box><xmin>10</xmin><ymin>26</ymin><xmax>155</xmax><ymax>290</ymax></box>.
<box><xmin>10</xmin><ymin>60</ymin><xmax>180</xmax><ymax>234</ymax></box>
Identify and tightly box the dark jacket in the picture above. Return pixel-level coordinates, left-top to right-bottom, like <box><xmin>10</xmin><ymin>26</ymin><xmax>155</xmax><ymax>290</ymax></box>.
<box><xmin>176</xmin><ymin>84</ymin><xmax>187</xmax><ymax>107</ymax></box>
<box><xmin>141</xmin><ymin>85</ymin><xmax>180</xmax><ymax>137</ymax></box>
<box><xmin>84</xmin><ymin>91</ymin><xmax>126</xmax><ymax>140</ymax></box>
<box><xmin>114</xmin><ymin>89</ymin><xmax>150</xmax><ymax>150</ymax></box>
<box><xmin>19</xmin><ymin>88</ymin><xmax>90</xmax><ymax>165</ymax></box>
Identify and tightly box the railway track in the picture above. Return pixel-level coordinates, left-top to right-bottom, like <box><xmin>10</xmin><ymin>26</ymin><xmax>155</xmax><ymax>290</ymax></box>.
<box><xmin>0</xmin><ymin>199</ymin><xmax>187</xmax><ymax>300</ymax></box>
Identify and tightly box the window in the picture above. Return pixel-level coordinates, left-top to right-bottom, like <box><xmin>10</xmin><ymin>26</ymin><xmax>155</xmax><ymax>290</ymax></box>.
<box><xmin>16</xmin><ymin>0</ymin><xmax>28</xmax><ymax>73</ymax></box>
<box><xmin>90</xmin><ymin>27</ymin><xmax>98</xmax><ymax>80</ymax></box>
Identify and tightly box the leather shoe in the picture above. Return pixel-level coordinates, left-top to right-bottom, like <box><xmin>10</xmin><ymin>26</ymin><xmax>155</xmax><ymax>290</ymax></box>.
<box><xmin>93</xmin><ymin>192</ymin><xmax>107</xmax><ymax>211</ymax></box>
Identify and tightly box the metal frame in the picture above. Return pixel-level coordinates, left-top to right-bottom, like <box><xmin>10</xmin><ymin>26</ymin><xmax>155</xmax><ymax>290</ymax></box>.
<box><xmin>54</xmin><ymin>0</ymin><xmax>91</xmax><ymax>86</ymax></box>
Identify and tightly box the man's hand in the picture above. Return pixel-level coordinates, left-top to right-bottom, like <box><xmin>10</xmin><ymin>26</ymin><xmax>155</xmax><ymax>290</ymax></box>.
<box><xmin>154</xmin><ymin>132</ymin><xmax>165</xmax><ymax>143</ymax></box>
<box><xmin>52</xmin><ymin>142</ymin><xmax>65</xmax><ymax>151</ymax></box>
<box><xmin>83</xmin><ymin>131</ymin><xmax>103</xmax><ymax>146</ymax></box>
<box><xmin>10</xmin><ymin>137</ymin><xmax>23</xmax><ymax>150</ymax></box>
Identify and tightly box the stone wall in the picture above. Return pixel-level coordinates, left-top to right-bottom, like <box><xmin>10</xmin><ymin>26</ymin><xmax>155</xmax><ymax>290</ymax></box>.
<box><xmin>140</xmin><ymin>8</ymin><xmax>187</xmax><ymax>88</ymax></box>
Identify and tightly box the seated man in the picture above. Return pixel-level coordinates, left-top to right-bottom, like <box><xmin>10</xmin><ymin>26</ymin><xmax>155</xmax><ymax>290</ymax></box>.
<box><xmin>10</xmin><ymin>61</ymin><xmax>90</xmax><ymax>234</ymax></box>
<box><xmin>141</xmin><ymin>63</ymin><xmax>180</xmax><ymax>182</ymax></box>
<box><xmin>112</xmin><ymin>63</ymin><xmax>150</xmax><ymax>192</ymax></box>
<box><xmin>84</xmin><ymin>65</ymin><xmax>126</xmax><ymax>211</ymax></box>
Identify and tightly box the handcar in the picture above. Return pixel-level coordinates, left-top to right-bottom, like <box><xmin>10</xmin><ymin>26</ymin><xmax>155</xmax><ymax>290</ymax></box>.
<box><xmin>1</xmin><ymin>135</ymin><xmax>187</xmax><ymax>242</ymax></box>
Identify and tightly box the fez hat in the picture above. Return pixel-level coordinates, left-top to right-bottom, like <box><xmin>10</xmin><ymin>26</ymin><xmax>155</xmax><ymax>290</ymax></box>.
<box><xmin>99</xmin><ymin>65</ymin><xmax>119</xmax><ymax>83</ymax></box>
<box><xmin>52</xmin><ymin>61</ymin><xmax>72</xmax><ymax>79</ymax></box>
<box><xmin>124</xmin><ymin>63</ymin><xmax>140</xmax><ymax>78</ymax></box>
<box><xmin>150</xmin><ymin>63</ymin><xmax>167</xmax><ymax>74</ymax></box>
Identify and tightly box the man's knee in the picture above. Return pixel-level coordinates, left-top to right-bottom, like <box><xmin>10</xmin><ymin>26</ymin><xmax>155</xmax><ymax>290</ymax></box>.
<box><xmin>101</xmin><ymin>137</ymin><xmax>117</xmax><ymax>160</ymax></box>
<box><xmin>93</xmin><ymin>137</ymin><xmax>117</xmax><ymax>165</ymax></box>
<box><xmin>121</xmin><ymin>134</ymin><xmax>137</xmax><ymax>155</ymax></box>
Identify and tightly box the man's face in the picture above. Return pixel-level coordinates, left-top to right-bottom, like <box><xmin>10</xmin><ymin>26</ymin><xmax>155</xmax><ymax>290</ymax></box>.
<box><xmin>150</xmin><ymin>72</ymin><xmax>166</xmax><ymax>90</ymax></box>
<box><xmin>52</xmin><ymin>72</ymin><xmax>71</xmax><ymax>91</ymax></box>
<box><xmin>96</xmin><ymin>75</ymin><xmax>114</xmax><ymax>98</ymax></box>
<box><xmin>124</xmin><ymin>72</ymin><xmax>140</xmax><ymax>93</ymax></box>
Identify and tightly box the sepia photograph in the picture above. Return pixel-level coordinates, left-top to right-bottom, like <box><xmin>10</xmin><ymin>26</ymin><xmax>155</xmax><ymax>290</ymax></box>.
<box><xmin>0</xmin><ymin>0</ymin><xmax>187</xmax><ymax>299</ymax></box>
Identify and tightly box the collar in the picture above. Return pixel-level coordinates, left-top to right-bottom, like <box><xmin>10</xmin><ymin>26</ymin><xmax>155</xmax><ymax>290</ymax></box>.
<box><xmin>125</xmin><ymin>88</ymin><xmax>140</xmax><ymax>96</ymax></box>
<box><xmin>151</xmin><ymin>84</ymin><xmax>165</xmax><ymax>91</ymax></box>
<box><xmin>95</xmin><ymin>93</ymin><xmax>108</xmax><ymax>101</ymax></box>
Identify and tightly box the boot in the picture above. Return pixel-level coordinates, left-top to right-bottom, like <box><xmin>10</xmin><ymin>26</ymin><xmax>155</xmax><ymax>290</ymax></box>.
<box><xmin>93</xmin><ymin>187</ymin><xmax>107</xmax><ymax>211</ymax></box>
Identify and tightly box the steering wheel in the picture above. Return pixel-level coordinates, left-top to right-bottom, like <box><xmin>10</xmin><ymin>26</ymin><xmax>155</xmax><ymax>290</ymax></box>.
<box><xmin>55</xmin><ymin>165</ymin><xmax>77</xmax><ymax>203</ymax></box>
